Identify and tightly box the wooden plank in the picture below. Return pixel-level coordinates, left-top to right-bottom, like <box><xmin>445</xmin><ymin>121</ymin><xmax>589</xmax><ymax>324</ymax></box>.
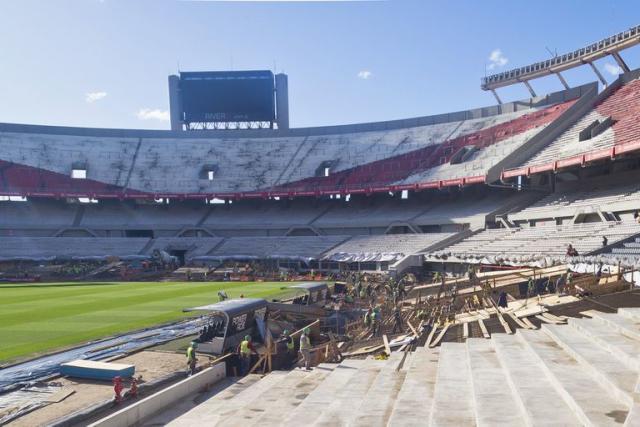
<box><xmin>507</xmin><ymin>312</ymin><xmax>528</xmax><ymax>329</ymax></box>
<box><xmin>406</xmin><ymin>321</ymin><xmax>419</xmax><ymax>337</ymax></box>
<box><xmin>541</xmin><ymin>312</ymin><xmax>567</xmax><ymax>323</ymax></box>
<box><xmin>535</xmin><ymin>314</ymin><xmax>559</xmax><ymax>324</ymax></box>
<box><xmin>498</xmin><ymin>314</ymin><xmax>513</xmax><ymax>334</ymax></box>
<box><xmin>44</xmin><ymin>389</ymin><xmax>76</xmax><ymax>403</ymax></box>
<box><xmin>424</xmin><ymin>322</ymin><xmax>439</xmax><ymax>348</ymax></box>
<box><xmin>429</xmin><ymin>323</ymin><xmax>450</xmax><ymax>348</ymax></box>
<box><xmin>342</xmin><ymin>344</ymin><xmax>385</xmax><ymax>357</ymax></box>
<box><xmin>520</xmin><ymin>316</ymin><xmax>537</xmax><ymax>329</ymax></box>
<box><xmin>463</xmin><ymin>322</ymin><xmax>469</xmax><ymax>339</ymax></box>
<box><xmin>579</xmin><ymin>310</ymin><xmax>598</xmax><ymax>318</ymax></box>
<box><xmin>382</xmin><ymin>335</ymin><xmax>391</xmax><ymax>356</ymax></box>
<box><xmin>478</xmin><ymin>318</ymin><xmax>490</xmax><ymax>339</ymax></box>
<box><xmin>290</xmin><ymin>319</ymin><xmax>320</xmax><ymax>338</ymax></box>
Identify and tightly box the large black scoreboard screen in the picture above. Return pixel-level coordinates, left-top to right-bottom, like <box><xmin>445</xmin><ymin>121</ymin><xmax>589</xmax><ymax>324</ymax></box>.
<box><xmin>180</xmin><ymin>70</ymin><xmax>275</xmax><ymax>123</ymax></box>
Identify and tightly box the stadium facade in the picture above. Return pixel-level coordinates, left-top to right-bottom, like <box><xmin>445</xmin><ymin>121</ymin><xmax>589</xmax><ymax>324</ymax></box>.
<box><xmin>3</xmin><ymin>69</ymin><xmax>640</xmax><ymax>275</ymax></box>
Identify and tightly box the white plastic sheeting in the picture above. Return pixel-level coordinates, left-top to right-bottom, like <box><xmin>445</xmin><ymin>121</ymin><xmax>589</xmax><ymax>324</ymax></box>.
<box><xmin>324</xmin><ymin>252</ymin><xmax>405</xmax><ymax>263</ymax></box>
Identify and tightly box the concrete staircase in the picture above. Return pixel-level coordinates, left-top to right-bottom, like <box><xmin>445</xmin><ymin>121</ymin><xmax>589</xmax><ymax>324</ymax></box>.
<box><xmin>147</xmin><ymin>308</ymin><xmax>640</xmax><ymax>426</ymax></box>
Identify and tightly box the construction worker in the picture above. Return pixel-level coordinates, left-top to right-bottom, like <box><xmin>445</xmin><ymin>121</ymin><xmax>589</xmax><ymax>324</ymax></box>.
<box><xmin>566</xmin><ymin>270</ymin><xmax>573</xmax><ymax>293</ymax></box>
<box><xmin>113</xmin><ymin>376</ymin><xmax>124</xmax><ymax>404</ymax></box>
<box><xmin>238</xmin><ymin>335</ymin><xmax>255</xmax><ymax>376</ymax></box>
<box><xmin>186</xmin><ymin>341</ymin><xmax>198</xmax><ymax>376</ymax></box>
<box><xmin>299</xmin><ymin>327</ymin><xmax>312</xmax><ymax>371</ymax></box>
<box><xmin>392</xmin><ymin>305</ymin><xmax>404</xmax><ymax>334</ymax></box>
<box><xmin>371</xmin><ymin>306</ymin><xmax>380</xmax><ymax>337</ymax></box>
<box><xmin>364</xmin><ymin>307</ymin><xmax>372</xmax><ymax>329</ymax></box>
<box><xmin>129</xmin><ymin>377</ymin><xmax>138</xmax><ymax>398</ymax></box>
<box><xmin>433</xmin><ymin>271</ymin><xmax>441</xmax><ymax>284</ymax></box>
<box><xmin>526</xmin><ymin>276</ymin><xmax>535</xmax><ymax>299</ymax></box>
<box><xmin>282</xmin><ymin>329</ymin><xmax>295</xmax><ymax>366</ymax></box>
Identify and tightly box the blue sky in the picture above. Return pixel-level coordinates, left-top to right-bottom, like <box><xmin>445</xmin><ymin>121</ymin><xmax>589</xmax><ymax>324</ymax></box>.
<box><xmin>0</xmin><ymin>0</ymin><xmax>639</xmax><ymax>129</ymax></box>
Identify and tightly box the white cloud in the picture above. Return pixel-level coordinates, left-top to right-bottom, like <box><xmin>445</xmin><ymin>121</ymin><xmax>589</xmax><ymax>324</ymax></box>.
<box><xmin>357</xmin><ymin>70</ymin><xmax>373</xmax><ymax>80</ymax></box>
<box><xmin>488</xmin><ymin>49</ymin><xmax>508</xmax><ymax>70</ymax></box>
<box><xmin>85</xmin><ymin>91</ymin><xmax>107</xmax><ymax>103</ymax></box>
<box><xmin>136</xmin><ymin>108</ymin><xmax>170</xmax><ymax>121</ymax></box>
<box><xmin>604</xmin><ymin>62</ymin><xmax>623</xmax><ymax>76</ymax></box>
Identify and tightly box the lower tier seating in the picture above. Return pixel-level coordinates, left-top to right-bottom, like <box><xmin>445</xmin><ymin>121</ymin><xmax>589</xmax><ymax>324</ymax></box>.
<box><xmin>437</xmin><ymin>221</ymin><xmax>640</xmax><ymax>260</ymax></box>
<box><xmin>142</xmin><ymin>307</ymin><xmax>640</xmax><ymax>426</ymax></box>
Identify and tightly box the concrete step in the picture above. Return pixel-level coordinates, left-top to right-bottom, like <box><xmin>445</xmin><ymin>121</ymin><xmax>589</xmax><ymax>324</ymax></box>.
<box><xmin>220</xmin><ymin>368</ymin><xmax>331</xmax><ymax>427</ymax></box>
<box><xmin>518</xmin><ymin>328</ymin><xmax>630</xmax><ymax>426</ymax></box>
<box><xmin>429</xmin><ymin>342</ymin><xmax>475</xmax><ymax>427</ymax></box>
<box><xmin>387</xmin><ymin>348</ymin><xmax>439</xmax><ymax>427</ymax></box>
<box><xmin>588</xmin><ymin>311</ymin><xmax>640</xmax><ymax>342</ymax></box>
<box><xmin>351</xmin><ymin>353</ymin><xmax>407</xmax><ymax>427</ymax></box>
<box><xmin>466</xmin><ymin>338</ymin><xmax>527</xmax><ymax>427</ymax></box>
<box><xmin>492</xmin><ymin>333</ymin><xmax>580</xmax><ymax>426</ymax></box>
<box><xmin>542</xmin><ymin>323</ymin><xmax>636</xmax><ymax>406</ymax></box>
<box><xmin>243</xmin><ymin>365</ymin><xmax>336</xmax><ymax>426</ymax></box>
<box><xmin>142</xmin><ymin>375</ymin><xmax>262</xmax><ymax>426</ymax></box>
<box><xmin>281</xmin><ymin>359</ymin><xmax>368</xmax><ymax>426</ymax></box>
<box><xmin>618</xmin><ymin>307</ymin><xmax>640</xmax><ymax>323</ymax></box>
<box><xmin>568</xmin><ymin>316</ymin><xmax>640</xmax><ymax>371</ymax></box>
<box><xmin>312</xmin><ymin>358</ymin><xmax>385</xmax><ymax>426</ymax></box>
<box><xmin>165</xmin><ymin>371</ymin><xmax>289</xmax><ymax>426</ymax></box>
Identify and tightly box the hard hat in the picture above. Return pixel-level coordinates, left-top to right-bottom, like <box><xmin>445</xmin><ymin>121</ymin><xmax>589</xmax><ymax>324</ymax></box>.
<box><xmin>283</xmin><ymin>329</ymin><xmax>290</xmax><ymax>335</ymax></box>
<box><xmin>303</xmin><ymin>327</ymin><xmax>310</xmax><ymax>334</ymax></box>
<box><xmin>245</xmin><ymin>335</ymin><xmax>251</xmax><ymax>341</ymax></box>
<box><xmin>190</xmin><ymin>341</ymin><xmax>198</xmax><ymax>348</ymax></box>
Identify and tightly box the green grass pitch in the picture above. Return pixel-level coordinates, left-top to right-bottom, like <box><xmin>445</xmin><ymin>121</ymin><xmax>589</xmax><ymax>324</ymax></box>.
<box><xmin>0</xmin><ymin>281</ymin><xmax>297</xmax><ymax>364</ymax></box>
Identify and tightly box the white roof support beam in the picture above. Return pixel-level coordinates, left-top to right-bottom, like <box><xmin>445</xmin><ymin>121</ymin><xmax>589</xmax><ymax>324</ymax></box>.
<box><xmin>490</xmin><ymin>89</ymin><xmax>503</xmax><ymax>105</ymax></box>
<box><xmin>522</xmin><ymin>80</ymin><xmax>537</xmax><ymax>98</ymax></box>
<box><xmin>588</xmin><ymin>61</ymin><xmax>608</xmax><ymax>87</ymax></box>
<box><xmin>481</xmin><ymin>24</ymin><xmax>640</xmax><ymax>91</ymax></box>
<box><xmin>612</xmin><ymin>51</ymin><xmax>631</xmax><ymax>72</ymax></box>
<box><xmin>555</xmin><ymin>72</ymin><xmax>570</xmax><ymax>90</ymax></box>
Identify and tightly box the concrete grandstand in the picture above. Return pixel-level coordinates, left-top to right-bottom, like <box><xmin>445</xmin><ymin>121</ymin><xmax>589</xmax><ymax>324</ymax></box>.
<box><xmin>3</xmin><ymin>72</ymin><xmax>640</xmax><ymax>274</ymax></box>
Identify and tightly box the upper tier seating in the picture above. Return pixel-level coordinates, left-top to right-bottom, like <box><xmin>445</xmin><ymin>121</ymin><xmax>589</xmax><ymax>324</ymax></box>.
<box><xmin>0</xmin><ymin>101</ymin><xmax>569</xmax><ymax>198</ymax></box>
<box><xmin>520</xmin><ymin>77</ymin><xmax>640</xmax><ymax>168</ymax></box>
<box><xmin>273</xmin><ymin>104</ymin><xmax>570</xmax><ymax>194</ymax></box>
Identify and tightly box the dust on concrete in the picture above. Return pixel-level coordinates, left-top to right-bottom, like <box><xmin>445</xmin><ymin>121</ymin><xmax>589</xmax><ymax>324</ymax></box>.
<box><xmin>9</xmin><ymin>351</ymin><xmax>186</xmax><ymax>427</ymax></box>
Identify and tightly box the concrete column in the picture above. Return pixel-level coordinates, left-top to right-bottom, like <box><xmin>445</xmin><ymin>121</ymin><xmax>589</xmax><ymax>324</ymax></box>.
<box><xmin>168</xmin><ymin>75</ymin><xmax>183</xmax><ymax>131</ymax></box>
<box><xmin>275</xmin><ymin>73</ymin><xmax>289</xmax><ymax>130</ymax></box>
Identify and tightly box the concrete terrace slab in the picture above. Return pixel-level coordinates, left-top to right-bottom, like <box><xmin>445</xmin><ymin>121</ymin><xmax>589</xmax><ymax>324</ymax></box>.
<box><xmin>491</xmin><ymin>333</ymin><xmax>580</xmax><ymax>427</ymax></box>
<box><xmin>518</xmin><ymin>328</ymin><xmax>630</xmax><ymax>426</ymax></box>
<box><xmin>466</xmin><ymin>338</ymin><xmax>526</xmax><ymax>427</ymax></box>
<box><xmin>430</xmin><ymin>342</ymin><xmax>475</xmax><ymax>427</ymax></box>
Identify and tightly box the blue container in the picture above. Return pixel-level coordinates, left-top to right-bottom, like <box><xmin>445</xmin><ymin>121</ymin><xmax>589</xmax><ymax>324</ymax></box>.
<box><xmin>60</xmin><ymin>359</ymin><xmax>135</xmax><ymax>381</ymax></box>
